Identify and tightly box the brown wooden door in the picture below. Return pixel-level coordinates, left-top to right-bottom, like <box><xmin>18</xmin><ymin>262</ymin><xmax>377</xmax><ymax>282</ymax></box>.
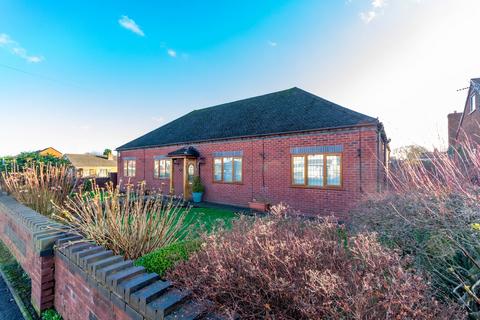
<box><xmin>183</xmin><ymin>158</ymin><xmax>197</xmax><ymax>200</ymax></box>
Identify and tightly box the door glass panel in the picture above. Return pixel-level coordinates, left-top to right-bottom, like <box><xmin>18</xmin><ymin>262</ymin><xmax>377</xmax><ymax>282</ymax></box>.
<box><xmin>188</xmin><ymin>164</ymin><xmax>195</xmax><ymax>184</ymax></box>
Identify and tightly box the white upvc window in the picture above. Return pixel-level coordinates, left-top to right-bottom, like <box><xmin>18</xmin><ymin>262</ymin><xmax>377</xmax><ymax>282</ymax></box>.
<box><xmin>470</xmin><ymin>94</ymin><xmax>477</xmax><ymax>113</ymax></box>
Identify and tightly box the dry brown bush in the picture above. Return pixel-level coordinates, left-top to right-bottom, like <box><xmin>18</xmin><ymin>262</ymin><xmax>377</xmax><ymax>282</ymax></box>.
<box><xmin>352</xmin><ymin>138</ymin><xmax>480</xmax><ymax>316</ymax></box>
<box><xmin>168</xmin><ymin>207</ymin><xmax>461</xmax><ymax>319</ymax></box>
<box><xmin>54</xmin><ymin>182</ymin><xmax>191</xmax><ymax>260</ymax></box>
<box><xmin>1</xmin><ymin>163</ymin><xmax>76</xmax><ymax>217</ymax></box>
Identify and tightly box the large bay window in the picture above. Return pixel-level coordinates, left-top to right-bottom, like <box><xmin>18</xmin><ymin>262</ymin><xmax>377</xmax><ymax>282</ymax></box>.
<box><xmin>123</xmin><ymin>159</ymin><xmax>136</xmax><ymax>177</ymax></box>
<box><xmin>292</xmin><ymin>153</ymin><xmax>342</xmax><ymax>188</ymax></box>
<box><xmin>213</xmin><ymin>157</ymin><xmax>242</xmax><ymax>183</ymax></box>
<box><xmin>154</xmin><ymin>159</ymin><xmax>171</xmax><ymax>179</ymax></box>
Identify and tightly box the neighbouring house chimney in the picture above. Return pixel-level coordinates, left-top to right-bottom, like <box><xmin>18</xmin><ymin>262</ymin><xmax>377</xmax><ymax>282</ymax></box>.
<box><xmin>106</xmin><ymin>151</ymin><xmax>113</xmax><ymax>161</ymax></box>
<box><xmin>448</xmin><ymin>111</ymin><xmax>463</xmax><ymax>149</ymax></box>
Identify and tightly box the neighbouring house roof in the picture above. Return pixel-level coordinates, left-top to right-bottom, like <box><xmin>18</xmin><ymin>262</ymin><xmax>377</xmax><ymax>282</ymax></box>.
<box><xmin>37</xmin><ymin>147</ymin><xmax>62</xmax><ymax>157</ymax></box>
<box><xmin>117</xmin><ymin>87</ymin><xmax>380</xmax><ymax>151</ymax></box>
<box><xmin>64</xmin><ymin>154</ymin><xmax>117</xmax><ymax>169</ymax></box>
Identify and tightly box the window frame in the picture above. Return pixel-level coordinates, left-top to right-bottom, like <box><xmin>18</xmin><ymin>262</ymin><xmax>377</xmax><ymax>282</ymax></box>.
<box><xmin>124</xmin><ymin>159</ymin><xmax>136</xmax><ymax>177</ymax></box>
<box><xmin>470</xmin><ymin>94</ymin><xmax>477</xmax><ymax>114</ymax></box>
<box><xmin>212</xmin><ymin>156</ymin><xmax>243</xmax><ymax>184</ymax></box>
<box><xmin>153</xmin><ymin>159</ymin><xmax>171</xmax><ymax>180</ymax></box>
<box><xmin>290</xmin><ymin>153</ymin><xmax>343</xmax><ymax>189</ymax></box>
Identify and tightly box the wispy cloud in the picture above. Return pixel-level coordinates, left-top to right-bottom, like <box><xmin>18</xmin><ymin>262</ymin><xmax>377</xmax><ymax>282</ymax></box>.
<box><xmin>167</xmin><ymin>49</ymin><xmax>177</xmax><ymax>57</ymax></box>
<box><xmin>0</xmin><ymin>33</ymin><xmax>44</xmax><ymax>63</ymax></box>
<box><xmin>118</xmin><ymin>15</ymin><xmax>145</xmax><ymax>36</ymax></box>
<box><xmin>268</xmin><ymin>40</ymin><xmax>277</xmax><ymax>47</ymax></box>
<box><xmin>359</xmin><ymin>0</ymin><xmax>387</xmax><ymax>23</ymax></box>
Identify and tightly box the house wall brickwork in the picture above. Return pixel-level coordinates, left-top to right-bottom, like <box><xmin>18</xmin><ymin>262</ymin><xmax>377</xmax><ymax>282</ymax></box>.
<box><xmin>118</xmin><ymin>125</ymin><xmax>387</xmax><ymax>216</ymax></box>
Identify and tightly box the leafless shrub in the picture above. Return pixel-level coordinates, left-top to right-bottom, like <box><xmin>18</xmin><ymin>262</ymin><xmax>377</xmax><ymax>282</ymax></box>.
<box><xmin>352</xmin><ymin>138</ymin><xmax>480</xmax><ymax>316</ymax></box>
<box><xmin>169</xmin><ymin>215</ymin><xmax>461</xmax><ymax>319</ymax></box>
<box><xmin>53</xmin><ymin>182</ymin><xmax>191</xmax><ymax>260</ymax></box>
<box><xmin>1</xmin><ymin>163</ymin><xmax>76</xmax><ymax>217</ymax></box>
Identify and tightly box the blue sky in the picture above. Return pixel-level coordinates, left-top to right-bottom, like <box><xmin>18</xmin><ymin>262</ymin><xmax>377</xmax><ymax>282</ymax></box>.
<box><xmin>0</xmin><ymin>0</ymin><xmax>479</xmax><ymax>155</ymax></box>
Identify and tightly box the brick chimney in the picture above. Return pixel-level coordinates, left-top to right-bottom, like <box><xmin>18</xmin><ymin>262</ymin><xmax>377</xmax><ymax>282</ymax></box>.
<box><xmin>448</xmin><ymin>111</ymin><xmax>463</xmax><ymax>148</ymax></box>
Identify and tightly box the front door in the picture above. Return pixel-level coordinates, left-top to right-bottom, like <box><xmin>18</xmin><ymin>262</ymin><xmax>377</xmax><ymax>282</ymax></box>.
<box><xmin>183</xmin><ymin>158</ymin><xmax>197</xmax><ymax>200</ymax></box>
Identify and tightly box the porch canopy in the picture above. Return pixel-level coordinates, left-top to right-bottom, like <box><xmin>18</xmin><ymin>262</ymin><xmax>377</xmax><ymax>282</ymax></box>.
<box><xmin>167</xmin><ymin>146</ymin><xmax>200</xmax><ymax>158</ymax></box>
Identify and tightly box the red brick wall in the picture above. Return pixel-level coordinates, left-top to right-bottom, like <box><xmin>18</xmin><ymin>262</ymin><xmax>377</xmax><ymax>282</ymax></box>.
<box><xmin>457</xmin><ymin>89</ymin><xmax>480</xmax><ymax>147</ymax></box>
<box><xmin>0</xmin><ymin>196</ymin><xmax>56</xmax><ymax>313</ymax></box>
<box><xmin>54</xmin><ymin>256</ymin><xmax>129</xmax><ymax>320</ymax></box>
<box><xmin>448</xmin><ymin>112</ymin><xmax>463</xmax><ymax>148</ymax></box>
<box><xmin>118</xmin><ymin>126</ymin><xmax>385</xmax><ymax>216</ymax></box>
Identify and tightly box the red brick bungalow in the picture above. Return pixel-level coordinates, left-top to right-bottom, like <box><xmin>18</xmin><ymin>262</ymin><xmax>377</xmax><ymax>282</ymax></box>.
<box><xmin>116</xmin><ymin>88</ymin><xmax>389</xmax><ymax>215</ymax></box>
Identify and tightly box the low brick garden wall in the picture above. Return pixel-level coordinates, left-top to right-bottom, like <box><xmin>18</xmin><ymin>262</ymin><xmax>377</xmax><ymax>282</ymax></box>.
<box><xmin>0</xmin><ymin>194</ymin><xmax>213</xmax><ymax>320</ymax></box>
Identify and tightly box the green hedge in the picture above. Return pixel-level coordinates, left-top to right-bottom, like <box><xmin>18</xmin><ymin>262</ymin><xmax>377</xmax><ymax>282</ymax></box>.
<box><xmin>42</xmin><ymin>309</ymin><xmax>62</xmax><ymax>320</ymax></box>
<box><xmin>135</xmin><ymin>241</ymin><xmax>200</xmax><ymax>277</ymax></box>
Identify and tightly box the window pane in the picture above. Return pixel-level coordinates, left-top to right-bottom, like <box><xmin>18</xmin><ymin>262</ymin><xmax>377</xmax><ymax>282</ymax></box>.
<box><xmin>307</xmin><ymin>155</ymin><xmax>323</xmax><ymax>186</ymax></box>
<box><xmin>326</xmin><ymin>155</ymin><xmax>341</xmax><ymax>186</ymax></box>
<box><xmin>160</xmin><ymin>160</ymin><xmax>166</xmax><ymax>178</ymax></box>
<box><xmin>154</xmin><ymin>160</ymin><xmax>159</xmax><ymax>178</ymax></box>
<box><xmin>124</xmin><ymin>161</ymin><xmax>128</xmax><ymax>176</ymax></box>
<box><xmin>127</xmin><ymin>160</ymin><xmax>136</xmax><ymax>177</ymax></box>
<box><xmin>214</xmin><ymin>158</ymin><xmax>222</xmax><ymax>181</ymax></box>
<box><xmin>166</xmin><ymin>160</ymin><xmax>171</xmax><ymax>177</ymax></box>
<box><xmin>292</xmin><ymin>156</ymin><xmax>305</xmax><ymax>185</ymax></box>
<box><xmin>234</xmin><ymin>158</ymin><xmax>242</xmax><ymax>182</ymax></box>
<box><xmin>223</xmin><ymin>157</ymin><xmax>233</xmax><ymax>182</ymax></box>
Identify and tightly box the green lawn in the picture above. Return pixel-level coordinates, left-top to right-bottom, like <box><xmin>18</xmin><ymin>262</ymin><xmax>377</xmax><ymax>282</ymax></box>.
<box><xmin>183</xmin><ymin>207</ymin><xmax>239</xmax><ymax>234</ymax></box>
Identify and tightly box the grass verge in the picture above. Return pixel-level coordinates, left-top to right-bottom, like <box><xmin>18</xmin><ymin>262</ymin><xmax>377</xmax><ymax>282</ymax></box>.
<box><xmin>0</xmin><ymin>239</ymin><xmax>39</xmax><ymax>319</ymax></box>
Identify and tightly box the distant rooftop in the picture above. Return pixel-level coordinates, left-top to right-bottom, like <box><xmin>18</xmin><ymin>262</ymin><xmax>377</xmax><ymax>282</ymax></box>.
<box><xmin>64</xmin><ymin>153</ymin><xmax>117</xmax><ymax>168</ymax></box>
<box><xmin>117</xmin><ymin>87</ymin><xmax>379</xmax><ymax>151</ymax></box>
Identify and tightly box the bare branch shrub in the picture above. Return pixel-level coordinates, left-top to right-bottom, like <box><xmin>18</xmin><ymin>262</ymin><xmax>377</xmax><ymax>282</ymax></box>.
<box><xmin>54</xmin><ymin>182</ymin><xmax>191</xmax><ymax>260</ymax></box>
<box><xmin>1</xmin><ymin>163</ymin><xmax>76</xmax><ymax>217</ymax></box>
<box><xmin>352</xmin><ymin>138</ymin><xmax>480</xmax><ymax>316</ymax></box>
<box><xmin>168</xmin><ymin>215</ymin><xmax>461</xmax><ymax>319</ymax></box>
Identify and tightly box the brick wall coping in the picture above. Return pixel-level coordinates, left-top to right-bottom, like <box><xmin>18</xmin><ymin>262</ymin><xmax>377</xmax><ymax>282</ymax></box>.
<box><xmin>0</xmin><ymin>194</ymin><xmax>72</xmax><ymax>256</ymax></box>
<box><xmin>0</xmin><ymin>193</ymin><xmax>218</xmax><ymax>320</ymax></box>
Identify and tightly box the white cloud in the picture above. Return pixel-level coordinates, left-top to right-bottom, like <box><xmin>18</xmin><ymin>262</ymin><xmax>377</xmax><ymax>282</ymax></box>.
<box><xmin>118</xmin><ymin>15</ymin><xmax>145</xmax><ymax>36</ymax></box>
<box><xmin>372</xmin><ymin>0</ymin><xmax>386</xmax><ymax>8</ymax></box>
<box><xmin>167</xmin><ymin>49</ymin><xmax>177</xmax><ymax>57</ymax></box>
<box><xmin>268</xmin><ymin>40</ymin><xmax>277</xmax><ymax>47</ymax></box>
<box><xmin>359</xmin><ymin>0</ymin><xmax>387</xmax><ymax>23</ymax></box>
<box><xmin>0</xmin><ymin>33</ymin><xmax>43</xmax><ymax>63</ymax></box>
<box><xmin>360</xmin><ymin>11</ymin><xmax>377</xmax><ymax>23</ymax></box>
